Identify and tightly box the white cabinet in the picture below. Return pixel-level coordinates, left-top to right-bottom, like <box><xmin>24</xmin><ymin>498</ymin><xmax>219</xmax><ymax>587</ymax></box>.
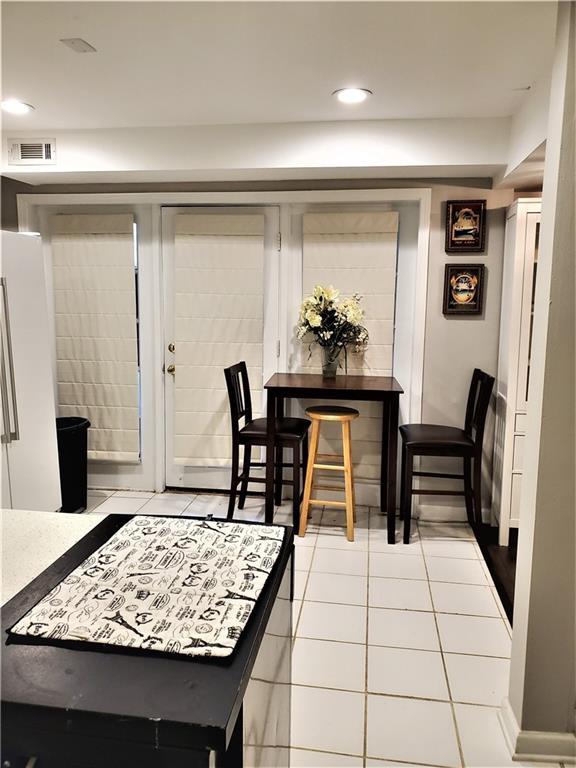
<box><xmin>1</xmin><ymin>231</ymin><xmax>61</xmax><ymax>512</ymax></box>
<box><xmin>492</xmin><ymin>200</ymin><xmax>540</xmax><ymax>545</ymax></box>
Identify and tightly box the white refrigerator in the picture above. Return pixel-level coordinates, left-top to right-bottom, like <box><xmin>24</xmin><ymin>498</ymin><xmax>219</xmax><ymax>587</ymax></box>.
<box><xmin>1</xmin><ymin>230</ymin><xmax>61</xmax><ymax>511</ymax></box>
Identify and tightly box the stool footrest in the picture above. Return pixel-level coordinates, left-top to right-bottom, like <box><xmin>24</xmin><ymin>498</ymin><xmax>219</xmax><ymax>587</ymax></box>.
<box><xmin>310</xmin><ymin>498</ymin><xmax>347</xmax><ymax>507</ymax></box>
<box><xmin>316</xmin><ymin>453</ymin><xmax>344</xmax><ymax>460</ymax></box>
<box><xmin>412</xmin><ymin>488</ymin><xmax>466</xmax><ymax>496</ymax></box>
<box><xmin>313</xmin><ymin>463</ymin><xmax>345</xmax><ymax>471</ymax></box>
<box><xmin>312</xmin><ymin>483</ymin><xmax>345</xmax><ymax>492</ymax></box>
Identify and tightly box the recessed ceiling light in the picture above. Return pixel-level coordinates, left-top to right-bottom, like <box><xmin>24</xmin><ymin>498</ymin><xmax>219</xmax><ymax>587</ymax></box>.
<box><xmin>332</xmin><ymin>88</ymin><xmax>372</xmax><ymax>104</ymax></box>
<box><xmin>1</xmin><ymin>99</ymin><xmax>35</xmax><ymax>115</ymax></box>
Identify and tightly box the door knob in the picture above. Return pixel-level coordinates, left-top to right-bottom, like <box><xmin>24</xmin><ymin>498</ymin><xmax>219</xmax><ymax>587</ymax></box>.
<box><xmin>168</xmin><ymin>342</ymin><xmax>175</xmax><ymax>353</ymax></box>
<box><xmin>166</xmin><ymin>364</ymin><xmax>176</xmax><ymax>375</ymax></box>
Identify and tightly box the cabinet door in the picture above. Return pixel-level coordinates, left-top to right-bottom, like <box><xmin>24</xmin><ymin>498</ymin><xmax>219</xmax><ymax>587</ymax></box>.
<box><xmin>516</xmin><ymin>213</ymin><xmax>540</xmax><ymax>411</ymax></box>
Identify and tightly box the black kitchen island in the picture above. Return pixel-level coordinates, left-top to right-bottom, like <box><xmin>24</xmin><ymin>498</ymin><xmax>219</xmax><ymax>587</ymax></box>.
<box><xmin>1</xmin><ymin>513</ymin><xmax>293</xmax><ymax>768</ymax></box>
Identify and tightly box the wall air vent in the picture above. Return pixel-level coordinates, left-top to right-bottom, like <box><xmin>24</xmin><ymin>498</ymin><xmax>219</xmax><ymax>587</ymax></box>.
<box><xmin>7</xmin><ymin>138</ymin><xmax>56</xmax><ymax>165</ymax></box>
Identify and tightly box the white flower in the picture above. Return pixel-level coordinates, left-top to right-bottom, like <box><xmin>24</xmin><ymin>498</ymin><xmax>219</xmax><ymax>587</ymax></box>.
<box><xmin>297</xmin><ymin>286</ymin><xmax>367</xmax><ymax>354</ymax></box>
<box><xmin>305</xmin><ymin>309</ymin><xmax>322</xmax><ymax>327</ymax></box>
<box><xmin>339</xmin><ymin>297</ymin><xmax>364</xmax><ymax>326</ymax></box>
<box><xmin>323</xmin><ymin>285</ymin><xmax>340</xmax><ymax>302</ymax></box>
<box><xmin>312</xmin><ymin>284</ymin><xmax>339</xmax><ymax>304</ymax></box>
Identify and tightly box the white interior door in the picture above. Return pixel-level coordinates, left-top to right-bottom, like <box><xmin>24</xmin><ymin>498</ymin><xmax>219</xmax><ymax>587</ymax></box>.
<box><xmin>162</xmin><ymin>206</ymin><xmax>279</xmax><ymax>490</ymax></box>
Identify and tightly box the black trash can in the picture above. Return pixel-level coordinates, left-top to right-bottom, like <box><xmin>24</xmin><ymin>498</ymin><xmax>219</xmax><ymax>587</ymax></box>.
<box><xmin>56</xmin><ymin>417</ymin><xmax>91</xmax><ymax>513</ymax></box>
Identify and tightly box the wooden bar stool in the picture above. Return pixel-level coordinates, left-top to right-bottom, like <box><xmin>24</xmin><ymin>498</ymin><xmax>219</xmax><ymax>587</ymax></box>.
<box><xmin>299</xmin><ymin>405</ymin><xmax>359</xmax><ymax>542</ymax></box>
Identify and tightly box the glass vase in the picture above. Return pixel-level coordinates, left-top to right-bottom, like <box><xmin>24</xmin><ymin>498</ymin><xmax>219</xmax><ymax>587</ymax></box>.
<box><xmin>321</xmin><ymin>346</ymin><xmax>341</xmax><ymax>378</ymax></box>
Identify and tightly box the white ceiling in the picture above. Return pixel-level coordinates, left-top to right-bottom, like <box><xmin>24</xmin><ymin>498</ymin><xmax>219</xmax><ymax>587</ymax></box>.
<box><xmin>1</xmin><ymin>1</ymin><xmax>556</xmax><ymax>131</ymax></box>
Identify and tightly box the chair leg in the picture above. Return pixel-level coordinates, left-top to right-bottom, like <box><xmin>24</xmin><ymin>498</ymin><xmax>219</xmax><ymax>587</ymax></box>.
<box><xmin>228</xmin><ymin>440</ymin><xmax>240</xmax><ymax>519</ymax></box>
<box><xmin>473</xmin><ymin>455</ymin><xmax>483</xmax><ymax>526</ymax></box>
<box><xmin>302</xmin><ymin>432</ymin><xmax>309</xmax><ymax>501</ymax></box>
<box><xmin>399</xmin><ymin>443</ymin><xmax>407</xmax><ymax>521</ymax></box>
<box><xmin>299</xmin><ymin>419</ymin><xmax>320</xmax><ymax>537</ymax></box>
<box><xmin>342</xmin><ymin>421</ymin><xmax>355</xmax><ymax>543</ymax></box>
<box><xmin>351</xmin><ymin>455</ymin><xmax>357</xmax><ymax>523</ymax></box>
<box><xmin>463</xmin><ymin>456</ymin><xmax>474</xmax><ymax>526</ymax></box>
<box><xmin>238</xmin><ymin>444</ymin><xmax>252</xmax><ymax>510</ymax></box>
<box><xmin>402</xmin><ymin>449</ymin><xmax>413</xmax><ymax>544</ymax></box>
<box><xmin>275</xmin><ymin>446</ymin><xmax>283</xmax><ymax>506</ymax></box>
<box><xmin>292</xmin><ymin>442</ymin><xmax>301</xmax><ymax>530</ymax></box>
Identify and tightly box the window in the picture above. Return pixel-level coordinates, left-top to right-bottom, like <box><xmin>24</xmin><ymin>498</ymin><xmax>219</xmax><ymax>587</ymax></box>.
<box><xmin>50</xmin><ymin>214</ymin><xmax>140</xmax><ymax>462</ymax></box>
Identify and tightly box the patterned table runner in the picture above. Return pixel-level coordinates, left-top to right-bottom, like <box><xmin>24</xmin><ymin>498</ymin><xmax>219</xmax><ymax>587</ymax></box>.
<box><xmin>9</xmin><ymin>516</ymin><xmax>285</xmax><ymax>659</ymax></box>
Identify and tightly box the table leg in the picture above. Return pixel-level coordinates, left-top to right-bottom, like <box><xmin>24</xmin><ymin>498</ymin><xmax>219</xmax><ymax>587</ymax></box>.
<box><xmin>386</xmin><ymin>396</ymin><xmax>399</xmax><ymax>544</ymax></box>
<box><xmin>217</xmin><ymin>704</ymin><xmax>243</xmax><ymax>767</ymax></box>
<box><xmin>380</xmin><ymin>400</ymin><xmax>390</xmax><ymax>512</ymax></box>
<box><xmin>265</xmin><ymin>391</ymin><xmax>276</xmax><ymax>523</ymax></box>
<box><xmin>274</xmin><ymin>398</ymin><xmax>285</xmax><ymax>506</ymax></box>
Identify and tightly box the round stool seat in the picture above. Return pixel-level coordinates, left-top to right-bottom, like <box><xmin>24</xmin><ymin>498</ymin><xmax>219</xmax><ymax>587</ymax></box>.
<box><xmin>305</xmin><ymin>405</ymin><xmax>359</xmax><ymax>422</ymax></box>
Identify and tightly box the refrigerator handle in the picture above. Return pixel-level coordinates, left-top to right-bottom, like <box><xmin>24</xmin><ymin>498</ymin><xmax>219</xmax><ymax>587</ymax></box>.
<box><xmin>0</xmin><ymin>325</ymin><xmax>11</xmax><ymax>444</ymax></box>
<box><xmin>0</xmin><ymin>278</ymin><xmax>19</xmax><ymax>442</ymax></box>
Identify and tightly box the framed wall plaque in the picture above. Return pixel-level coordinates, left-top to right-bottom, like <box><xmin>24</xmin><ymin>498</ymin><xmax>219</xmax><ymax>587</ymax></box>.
<box><xmin>445</xmin><ymin>200</ymin><xmax>486</xmax><ymax>253</ymax></box>
<box><xmin>443</xmin><ymin>264</ymin><xmax>485</xmax><ymax>315</ymax></box>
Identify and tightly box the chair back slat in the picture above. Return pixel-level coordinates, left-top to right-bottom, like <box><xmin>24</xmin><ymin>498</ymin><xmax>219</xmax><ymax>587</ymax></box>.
<box><xmin>464</xmin><ymin>368</ymin><xmax>495</xmax><ymax>449</ymax></box>
<box><xmin>224</xmin><ymin>361</ymin><xmax>253</xmax><ymax>434</ymax></box>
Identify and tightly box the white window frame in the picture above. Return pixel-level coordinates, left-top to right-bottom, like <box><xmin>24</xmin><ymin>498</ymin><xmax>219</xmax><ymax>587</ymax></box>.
<box><xmin>19</xmin><ymin>189</ymin><xmax>431</xmax><ymax>494</ymax></box>
<box><xmin>34</xmin><ymin>202</ymin><xmax>163</xmax><ymax>492</ymax></box>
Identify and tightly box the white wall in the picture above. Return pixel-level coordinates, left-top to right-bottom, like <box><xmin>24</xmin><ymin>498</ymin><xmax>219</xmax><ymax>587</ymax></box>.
<box><xmin>2</xmin><ymin>118</ymin><xmax>510</xmax><ymax>184</ymax></box>
<box><xmin>505</xmin><ymin>74</ymin><xmax>553</xmax><ymax>178</ymax></box>
<box><xmin>417</xmin><ymin>185</ymin><xmax>514</xmax><ymax>521</ymax></box>
<box><xmin>503</xmin><ymin>3</ymin><xmax>575</xmax><ymax>761</ymax></box>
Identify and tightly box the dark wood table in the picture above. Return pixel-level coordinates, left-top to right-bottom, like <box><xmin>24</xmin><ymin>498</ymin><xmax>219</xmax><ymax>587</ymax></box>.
<box><xmin>2</xmin><ymin>515</ymin><xmax>293</xmax><ymax>768</ymax></box>
<box><xmin>264</xmin><ymin>373</ymin><xmax>404</xmax><ymax>544</ymax></box>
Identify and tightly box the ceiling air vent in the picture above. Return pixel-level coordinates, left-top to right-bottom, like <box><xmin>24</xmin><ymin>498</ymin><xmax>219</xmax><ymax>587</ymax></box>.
<box><xmin>7</xmin><ymin>138</ymin><xmax>56</xmax><ymax>165</ymax></box>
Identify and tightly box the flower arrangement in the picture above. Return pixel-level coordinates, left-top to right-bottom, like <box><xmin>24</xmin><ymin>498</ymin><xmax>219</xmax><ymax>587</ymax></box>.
<box><xmin>297</xmin><ymin>285</ymin><xmax>369</xmax><ymax>376</ymax></box>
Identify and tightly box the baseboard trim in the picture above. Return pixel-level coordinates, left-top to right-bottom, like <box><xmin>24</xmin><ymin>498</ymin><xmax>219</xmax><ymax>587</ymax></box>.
<box><xmin>500</xmin><ymin>698</ymin><xmax>521</xmax><ymax>757</ymax></box>
<box><xmin>500</xmin><ymin>698</ymin><xmax>576</xmax><ymax>764</ymax></box>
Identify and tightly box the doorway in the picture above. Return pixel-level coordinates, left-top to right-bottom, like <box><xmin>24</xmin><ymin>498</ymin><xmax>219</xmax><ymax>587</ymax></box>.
<box><xmin>161</xmin><ymin>206</ymin><xmax>280</xmax><ymax>490</ymax></box>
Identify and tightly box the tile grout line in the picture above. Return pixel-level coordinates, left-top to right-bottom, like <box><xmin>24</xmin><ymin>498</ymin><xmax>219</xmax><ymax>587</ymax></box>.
<box><xmin>294</xmin><ymin>628</ymin><xmax>510</xmax><ymax>659</ymax></box>
<box><xmin>418</xmin><ymin>520</ymin><xmax>466</xmax><ymax>768</ymax></box>
<box><xmin>290</xmin><ymin>680</ymin><xmax>505</xmax><ymax>708</ymax></box>
<box><xmin>363</xmin><ymin>508</ymin><xmax>373</xmax><ymax>768</ymax></box>
<box><xmin>292</xmin><ymin>506</ymin><xmax>323</xmax><ymax>646</ymax></box>
<box><xmin>299</xmin><ymin>595</ymin><xmax>508</xmax><ymax>622</ymax></box>
<box><xmin>290</xmin><ymin>743</ymin><xmax>455</xmax><ymax>768</ymax></box>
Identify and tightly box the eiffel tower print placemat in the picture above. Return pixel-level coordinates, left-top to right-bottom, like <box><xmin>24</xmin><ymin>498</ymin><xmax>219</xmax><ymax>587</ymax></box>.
<box><xmin>8</xmin><ymin>516</ymin><xmax>285</xmax><ymax>659</ymax></box>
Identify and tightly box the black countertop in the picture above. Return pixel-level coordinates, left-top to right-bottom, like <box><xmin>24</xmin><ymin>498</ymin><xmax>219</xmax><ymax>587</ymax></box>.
<box><xmin>1</xmin><ymin>514</ymin><xmax>294</xmax><ymax>755</ymax></box>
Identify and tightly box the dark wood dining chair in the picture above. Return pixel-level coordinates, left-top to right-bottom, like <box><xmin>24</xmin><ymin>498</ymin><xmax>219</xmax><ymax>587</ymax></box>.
<box><xmin>224</xmin><ymin>361</ymin><xmax>310</xmax><ymax>528</ymax></box>
<box><xmin>399</xmin><ymin>368</ymin><xmax>495</xmax><ymax>543</ymax></box>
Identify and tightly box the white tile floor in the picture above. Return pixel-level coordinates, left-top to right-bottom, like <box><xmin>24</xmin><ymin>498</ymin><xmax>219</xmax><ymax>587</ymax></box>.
<box><xmin>85</xmin><ymin>490</ymin><xmax>563</xmax><ymax>768</ymax></box>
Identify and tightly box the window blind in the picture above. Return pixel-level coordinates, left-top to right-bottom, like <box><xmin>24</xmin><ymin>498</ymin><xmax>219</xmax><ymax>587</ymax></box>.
<box><xmin>301</xmin><ymin>211</ymin><xmax>399</xmax><ymax>481</ymax></box>
<box><xmin>173</xmin><ymin>213</ymin><xmax>265</xmax><ymax>467</ymax></box>
<box><xmin>50</xmin><ymin>214</ymin><xmax>140</xmax><ymax>462</ymax></box>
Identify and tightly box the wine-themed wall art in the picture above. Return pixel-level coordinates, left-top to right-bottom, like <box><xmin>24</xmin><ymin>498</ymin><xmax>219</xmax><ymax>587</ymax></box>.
<box><xmin>445</xmin><ymin>200</ymin><xmax>487</xmax><ymax>253</ymax></box>
<box><xmin>442</xmin><ymin>264</ymin><xmax>485</xmax><ymax>315</ymax></box>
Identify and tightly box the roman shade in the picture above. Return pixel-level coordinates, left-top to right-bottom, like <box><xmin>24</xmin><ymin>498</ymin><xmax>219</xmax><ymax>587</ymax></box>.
<box><xmin>301</xmin><ymin>211</ymin><xmax>399</xmax><ymax>481</ymax></box>
<box><xmin>173</xmin><ymin>213</ymin><xmax>265</xmax><ymax>467</ymax></box>
<box><xmin>51</xmin><ymin>214</ymin><xmax>139</xmax><ymax>462</ymax></box>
